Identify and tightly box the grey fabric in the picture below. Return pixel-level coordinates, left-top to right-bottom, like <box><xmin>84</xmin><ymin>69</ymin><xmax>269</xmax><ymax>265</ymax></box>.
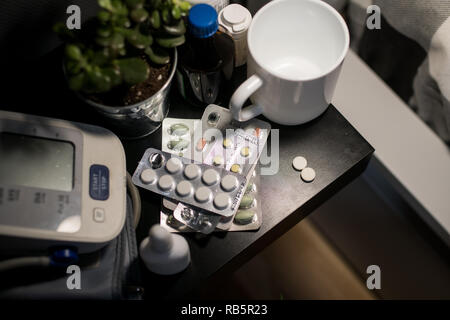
<box><xmin>0</xmin><ymin>196</ymin><xmax>141</xmax><ymax>300</ymax></box>
<box><xmin>323</xmin><ymin>0</ymin><xmax>450</xmax><ymax>144</ymax></box>
<box><xmin>374</xmin><ymin>0</ymin><xmax>450</xmax><ymax>50</ymax></box>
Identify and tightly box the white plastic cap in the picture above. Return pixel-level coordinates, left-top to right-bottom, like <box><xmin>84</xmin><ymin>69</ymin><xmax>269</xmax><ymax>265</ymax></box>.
<box><xmin>140</xmin><ymin>225</ymin><xmax>191</xmax><ymax>275</ymax></box>
<box><xmin>148</xmin><ymin>225</ymin><xmax>173</xmax><ymax>253</ymax></box>
<box><xmin>218</xmin><ymin>4</ymin><xmax>252</xmax><ymax>35</ymax></box>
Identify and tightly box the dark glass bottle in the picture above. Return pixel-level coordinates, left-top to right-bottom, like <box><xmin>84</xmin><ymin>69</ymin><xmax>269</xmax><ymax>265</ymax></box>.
<box><xmin>177</xmin><ymin>4</ymin><xmax>234</xmax><ymax>107</ymax></box>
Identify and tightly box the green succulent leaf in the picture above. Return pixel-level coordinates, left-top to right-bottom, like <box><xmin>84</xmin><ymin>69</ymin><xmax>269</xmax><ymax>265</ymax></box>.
<box><xmin>91</xmin><ymin>49</ymin><xmax>110</xmax><ymax>65</ymax></box>
<box><xmin>68</xmin><ymin>72</ymin><xmax>86</xmax><ymax>91</ymax></box>
<box><xmin>111</xmin><ymin>0</ymin><xmax>128</xmax><ymax>15</ymax></box>
<box><xmin>149</xmin><ymin>10</ymin><xmax>161</xmax><ymax>29</ymax></box>
<box><xmin>116</xmin><ymin>16</ymin><xmax>131</xmax><ymax>28</ymax></box>
<box><xmin>130</xmin><ymin>8</ymin><xmax>148</xmax><ymax>23</ymax></box>
<box><xmin>84</xmin><ymin>68</ymin><xmax>112</xmax><ymax>93</ymax></box>
<box><xmin>97</xmin><ymin>10</ymin><xmax>110</xmax><ymax>23</ymax></box>
<box><xmin>155</xmin><ymin>35</ymin><xmax>185</xmax><ymax>48</ymax></box>
<box><xmin>162</xmin><ymin>19</ymin><xmax>185</xmax><ymax>35</ymax></box>
<box><xmin>95</xmin><ymin>36</ymin><xmax>110</xmax><ymax>47</ymax></box>
<box><xmin>115</xmin><ymin>58</ymin><xmax>149</xmax><ymax>85</ymax></box>
<box><xmin>110</xmin><ymin>33</ymin><xmax>125</xmax><ymax>50</ymax></box>
<box><xmin>179</xmin><ymin>1</ymin><xmax>191</xmax><ymax>12</ymax></box>
<box><xmin>126</xmin><ymin>30</ymin><xmax>152</xmax><ymax>49</ymax></box>
<box><xmin>101</xmin><ymin>67</ymin><xmax>122</xmax><ymax>87</ymax></box>
<box><xmin>65</xmin><ymin>60</ymin><xmax>82</xmax><ymax>74</ymax></box>
<box><xmin>65</xmin><ymin>44</ymin><xmax>82</xmax><ymax>61</ymax></box>
<box><xmin>145</xmin><ymin>46</ymin><xmax>170</xmax><ymax>65</ymax></box>
<box><xmin>171</xmin><ymin>6</ymin><xmax>181</xmax><ymax>20</ymax></box>
<box><xmin>96</xmin><ymin>26</ymin><xmax>111</xmax><ymax>38</ymax></box>
<box><xmin>125</xmin><ymin>0</ymin><xmax>144</xmax><ymax>9</ymax></box>
<box><xmin>161</xmin><ymin>8</ymin><xmax>170</xmax><ymax>24</ymax></box>
<box><xmin>98</xmin><ymin>0</ymin><xmax>113</xmax><ymax>11</ymax></box>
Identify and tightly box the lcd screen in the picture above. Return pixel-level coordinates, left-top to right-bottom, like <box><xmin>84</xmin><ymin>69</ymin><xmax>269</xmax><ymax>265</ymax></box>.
<box><xmin>0</xmin><ymin>133</ymin><xmax>74</xmax><ymax>191</ymax></box>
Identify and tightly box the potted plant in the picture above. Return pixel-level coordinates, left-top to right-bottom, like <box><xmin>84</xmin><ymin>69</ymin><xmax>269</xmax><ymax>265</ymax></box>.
<box><xmin>54</xmin><ymin>0</ymin><xmax>190</xmax><ymax>138</ymax></box>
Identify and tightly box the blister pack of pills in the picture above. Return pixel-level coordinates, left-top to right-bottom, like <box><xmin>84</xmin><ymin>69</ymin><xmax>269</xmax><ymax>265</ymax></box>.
<box><xmin>196</xmin><ymin>105</ymin><xmax>271</xmax><ymax>183</ymax></box>
<box><xmin>161</xmin><ymin>166</ymin><xmax>262</xmax><ymax>232</ymax></box>
<box><xmin>133</xmin><ymin>148</ymin><xmax>247</xmax><ymax>217</ymax></box>
<box><xmin>162</xmin><ymin>118</ymin><xmax>200</xmax><ymax>158</ymax></box>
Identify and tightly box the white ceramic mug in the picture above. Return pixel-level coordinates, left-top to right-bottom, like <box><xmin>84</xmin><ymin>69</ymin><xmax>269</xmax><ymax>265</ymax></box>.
<box><xmin>230</xmin><ymin>0</ymin><xmax>350</xmax><ymax>125</ymax></box>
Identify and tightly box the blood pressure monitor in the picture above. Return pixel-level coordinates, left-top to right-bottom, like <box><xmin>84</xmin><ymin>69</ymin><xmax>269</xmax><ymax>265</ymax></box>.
<box><xmin>0</xmin><ymin>110</ymin><xmax>127</xmax><ymax>253</ymax></box>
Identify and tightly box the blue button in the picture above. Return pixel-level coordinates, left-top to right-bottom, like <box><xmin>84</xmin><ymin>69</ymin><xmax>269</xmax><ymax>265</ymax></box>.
<box><xmin>89</xmin><ymin>165</ymin><xmax>109</xmax><ymax>201</ymax></box>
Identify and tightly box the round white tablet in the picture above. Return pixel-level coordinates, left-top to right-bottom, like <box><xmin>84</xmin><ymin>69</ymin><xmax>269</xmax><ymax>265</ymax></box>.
<box><xmin>202</xmin><ymin>169</ymin><xmax>219</xmax><ymax>185</ymax></box>
<box><xmin>184</xmin><ymin>164</ymin><xmax>200</xmax><ymax>180</ymax></box>
<box><xmin>140</xmin><ymin>169</ymin><xmax>157</xmax><ymax>184</ymax></box>
<box><xmin>195</xmin><ymin>187</ymin><xmax>212</xmax><ymax>203</ymax></box>
<box><xmin>176</xmin><ymin>181</ymin><xmax>193</xmax><ymax>197</ymax></box>
<box><xmin>165</xmin><ymin>157</ymin><xmax>182</xmax><ymax>174</ymax></box>
<box><xmin>220</xmin><ymin>175</ymin><xmax>238</xmax><ymax>192</ymax></box>
<box><xmin>292</xmin><ymin>156</ymin><xmax>307</xmax><ymax>171</ymax></box>
<box><xmin>158</xmin><ymin>174</ymin><xmax>174</xmax><ymax>191</ymax></box>
<box><xmin>301</xmin><ymin>167</ymin><xmax>316</xmax><ymax>182</ymax></box>
<box><xmin>213</xmin><ymin>193</ymin><xmax>231</xmax><ymax>210</ymax></box>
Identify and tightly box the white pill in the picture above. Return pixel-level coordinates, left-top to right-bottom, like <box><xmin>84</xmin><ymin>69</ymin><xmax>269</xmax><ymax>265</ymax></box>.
<box><xmin>176</xmin><ymin>181</ymin><xmax>193</xmax><ymax>197</ymax></box>
<box><xmin>158</xmin><ymin>175</ymin><xmax>174</xmax><ymax>191</ymax></box>
<box><xmin>301</xmin><ymin>167</ymin><xmax>316</xmax><ymax>182</ymax></box>
<box><xmin>184</xmin><ymin>164</ymin><xmax>200</xmax><ymax>180</ymax></box>
<box><xmin>140</xmin><ymin>169</ymin><xmax>157</xmax><ymax>184</ymax></box>
<box><xmin>202</xmin><ymin>169</ymin><xmax>219</xmax><ymax>185</ymax></box>
<box><xmin>292</xmin><ymin>156</ymin><xmax>307</xmax><ymax>171</ymax></box>
<box><xmin>213</xmin><ymin>193</ymin><xmax>231</xmax><ymax>210</ymax></box>
<box><xmin>195</xmin><ymin>187</ymin><xmax>212</xmax><ymax>203</ymax></box>
<box><xmin>220</xmin><ymin>175</ymin><xmax>238</xmax><ymax>192</ymax></box>
<box><xmin>166</xmin><ymin>157</ymin><xmax>182</xmax><ymax>174</ymax></box>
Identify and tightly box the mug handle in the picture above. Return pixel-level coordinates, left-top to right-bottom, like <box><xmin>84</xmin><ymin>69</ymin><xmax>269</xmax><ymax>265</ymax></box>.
<box><xmin>230</xmin><ymin>74</ymin><xmax>264</xmax><ymax>122</ymax></box>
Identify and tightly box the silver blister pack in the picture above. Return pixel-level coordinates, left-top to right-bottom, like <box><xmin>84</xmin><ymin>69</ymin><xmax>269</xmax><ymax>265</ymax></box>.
<box><xmin>162</xmin><ymin>167</ymin><xmax>262</xmax><ymax>232</ymax></box>
<box><xmin>195</xmin><ymin>105</ymin><xmax>271</xmax><ymax>184</ymax></box>
<box><xmin>172</xmin><ymin>205</ymin><xmax>221</xmax><ymax>234</ymax></box>
<box><xmin>132</xmin><ymin>148</ymin><xmax>247</xmax><ymax>217</ymax></box>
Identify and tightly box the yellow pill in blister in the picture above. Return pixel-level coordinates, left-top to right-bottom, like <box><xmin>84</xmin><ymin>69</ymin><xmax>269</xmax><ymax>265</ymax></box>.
<box><xmin>213</xmin><ymin>155</ymin><xmax>224</xmax><ymax>166</ymax></box>
<box><xmin>230</xmin><ymin>164</ymin><xmax>241</xmax><ymax>173</ymax></box>
<box><xmin>240</xmin><ymin>147</ymin><xmax>250</xmax><ymax>157</ymax></box>
<box><xmin>222</xmin><ymin>138</ymin><xmax>232</xmax><ymax>149</ymax></box>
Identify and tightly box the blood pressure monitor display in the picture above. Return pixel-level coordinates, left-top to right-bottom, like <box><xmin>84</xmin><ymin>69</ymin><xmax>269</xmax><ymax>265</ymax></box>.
<box><xmin>0</xmin><ymin>111</ymin><xmax>126</xmax><ymax>252</ymax></box>
<box><xmin>0</xmin><ymin>133</ymin><xmax>74</xmax><ymax>192</ymax></box>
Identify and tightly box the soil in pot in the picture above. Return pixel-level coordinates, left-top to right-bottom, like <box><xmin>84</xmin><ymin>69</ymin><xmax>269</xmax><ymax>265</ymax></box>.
<box><xmin>87</xmin><ymin>57</ymin><xmax>172</xmax><ymax>107</ymax></box>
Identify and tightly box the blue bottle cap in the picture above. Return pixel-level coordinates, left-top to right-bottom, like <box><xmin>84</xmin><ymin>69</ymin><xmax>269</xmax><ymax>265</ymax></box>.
<box><xmin>188</xmin><ymin>4</ymin><xmax>218</xmax><ymax>39</ymax></box>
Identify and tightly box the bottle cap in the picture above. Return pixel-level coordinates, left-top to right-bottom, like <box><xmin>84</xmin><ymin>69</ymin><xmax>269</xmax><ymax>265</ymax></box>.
<box><xmin>188</xmin><ymin>4</ymin><xmax>219</xmax><ymax>38</ymax></box>
<box><xmin>218</xmin><ymin>4</ymin><xmax>251</xmax><ymax>34</ymax></box>
<box><xmin>148</xmin><ymin>225</ymin><xmax>173</xmax><ymax>253</ymax></box>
